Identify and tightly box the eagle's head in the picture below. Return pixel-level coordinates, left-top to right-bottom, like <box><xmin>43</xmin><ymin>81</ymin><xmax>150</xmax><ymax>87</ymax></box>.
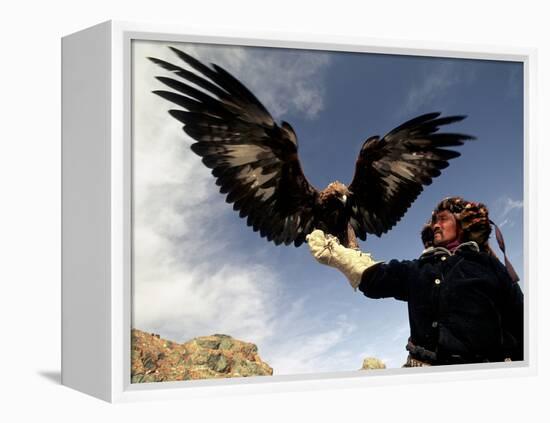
<box><xmin>320</xmin><ymin>181</ymin><xmax>351</xmax><ymax>208</ymax></box>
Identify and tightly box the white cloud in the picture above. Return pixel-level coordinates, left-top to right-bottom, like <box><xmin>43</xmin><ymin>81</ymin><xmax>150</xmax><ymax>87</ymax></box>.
<box><xmin>502</xmin><ymin>198</ymin><xmax>523</xmax><ymax>219</ymax></box>
<box><xmin>263</xmin><ymin>311</ymin><xmax>359</xmax><ymax>374</ymax></box>
<box><xmin>356</xmin><ymin>321</ymin><xmax>409</xmax><ymax>369</ymax></box>
<box><xmin>499</xmin><ymin>218</ymin><xmax>510</xmax><ymax>228</ymax></box>
<box><xmin>241</xmin><ymin>51</ymin><xmax>330</xmax><ymax>119</ymax></box>
<box><xmin>132</xmin><ymin>40</ymin><xmax>359</xmax><ymax>375</ymax></box>
<box><xmin>133</xmin><ymin>42</ymin><xmax>280</xmax><ymax>344</ymax></box>
<box><xmin>137</xmin><ymin>41</ymin><xmax>331</xmax><ymax>121</ymax></box>
<box><xmin>492</xmin><ymin>197</ymin><xmax>523</xmax><ymax>227</ymax></box>
<box><xmin>400</xmin><ymin>61</ymin><xmax>475</xmax><ymax>116</ymax></box>
<box><xmin>390</xmin><ymin>321</ymin><xmax>410</xmax><ymax>343</ymax></box>
<box><xmin>133</xmin><ymin>260</ymin><xmax>280</xmax><ymax>344</ymax></box>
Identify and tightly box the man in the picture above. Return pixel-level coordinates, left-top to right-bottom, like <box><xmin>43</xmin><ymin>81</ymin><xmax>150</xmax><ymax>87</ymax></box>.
<box><xmin>306</xmin><ymin>197</ymin><xmax>524</xmax><ymax>366</ymax></box>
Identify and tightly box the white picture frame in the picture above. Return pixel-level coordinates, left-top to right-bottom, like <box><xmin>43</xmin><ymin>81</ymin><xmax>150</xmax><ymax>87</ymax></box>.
<box><xmin>61</xmin><ymin>20</ymin><xmax>537</xmax><ymax>403</ymax></box>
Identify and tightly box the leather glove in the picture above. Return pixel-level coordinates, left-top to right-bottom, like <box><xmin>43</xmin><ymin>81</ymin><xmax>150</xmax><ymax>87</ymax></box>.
<box><xmin>306</xmin><ymin>229</ymin><xmax>380</xmax><ymax>290</ymax></box>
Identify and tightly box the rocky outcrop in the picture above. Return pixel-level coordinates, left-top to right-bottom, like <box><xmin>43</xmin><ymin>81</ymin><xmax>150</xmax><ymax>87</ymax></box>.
<box><xmin>131</xmin><ymin>329</ymin><xmax>273</xmax><ymax>383</ymax></box>
<box><xmin>361</xmin><ymin>357</ymin><xmax>386</xmax><ymax>370</ymax></box>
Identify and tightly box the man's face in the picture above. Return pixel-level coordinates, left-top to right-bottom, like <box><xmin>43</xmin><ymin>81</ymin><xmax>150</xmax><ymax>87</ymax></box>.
<box><xmin>432</xmin><ymin>210</ymin><xmax>460</xmax><ymax>246</ymax></box>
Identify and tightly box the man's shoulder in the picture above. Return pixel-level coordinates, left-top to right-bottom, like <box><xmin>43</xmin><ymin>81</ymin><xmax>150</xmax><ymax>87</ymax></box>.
<box><xmin>457</xmin><ymin>247</ymin><xmax>516</xmax><ymax>284</ymax></box>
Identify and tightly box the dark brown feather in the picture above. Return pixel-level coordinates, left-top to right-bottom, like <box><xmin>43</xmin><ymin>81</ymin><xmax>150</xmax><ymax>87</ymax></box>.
<box><xmin>150</xmin><ymin>49</ymin><xmax>321</xmax><ymax>246</ymax></box>
<box><xmin>150</xmin><ymin>50</ymin><xmax>474</xmax><ymax>248</ymax></box>
<box><xmin>348</xmin><ymin>112</ymin><xmax>475</xmax><ymax>238</ymax></box>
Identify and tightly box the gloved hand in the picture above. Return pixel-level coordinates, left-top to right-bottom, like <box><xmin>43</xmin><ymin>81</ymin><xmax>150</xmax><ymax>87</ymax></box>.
<box><xmin>306</xmin><ymin>229</ymin><xmax>380</xmax><ymax>290</ymax></box>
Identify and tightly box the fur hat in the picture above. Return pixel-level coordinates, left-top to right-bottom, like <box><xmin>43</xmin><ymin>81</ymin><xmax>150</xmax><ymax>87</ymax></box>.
<box><xmin>421</xmin><ymin>196</ymin><xmax>491</xmax><ymax>250</ymax></box>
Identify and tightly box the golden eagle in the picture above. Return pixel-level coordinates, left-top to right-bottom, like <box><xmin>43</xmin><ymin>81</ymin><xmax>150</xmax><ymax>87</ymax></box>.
<box><xmin>148</xmin><ymin>47</ymin><xmax>474</xmax><ymax>248</ymax></box>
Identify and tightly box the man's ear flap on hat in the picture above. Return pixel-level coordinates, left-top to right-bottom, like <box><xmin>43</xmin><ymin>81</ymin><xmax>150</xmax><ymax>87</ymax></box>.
<box><xmin>421</xmin><ymin>223</ymin><xmax>434</xmax><ymax>248</ymax></box>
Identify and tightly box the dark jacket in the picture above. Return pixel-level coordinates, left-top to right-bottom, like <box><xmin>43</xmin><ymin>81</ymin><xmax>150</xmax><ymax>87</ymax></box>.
<box><xmin>359</xmin><ymin>242</ymin><xmax>524</xmax><ymax>364</ymax></box>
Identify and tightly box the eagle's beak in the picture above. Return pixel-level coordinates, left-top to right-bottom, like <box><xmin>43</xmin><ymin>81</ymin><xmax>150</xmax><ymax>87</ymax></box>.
<box><xmin>340</xmin><ymin>194</ymin><xmax>347</xmax><ymax>205</ymax></box>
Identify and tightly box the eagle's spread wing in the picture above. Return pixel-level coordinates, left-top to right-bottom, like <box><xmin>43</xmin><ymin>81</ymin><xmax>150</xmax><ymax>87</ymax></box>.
<box><xmin>149</xmin><ymin>47</ymin><xmax>319</xmax><ymax>246</ymax></box>
<box><xmin>348</xmin><ymin>112</ymin><xmax>475</xmax><ymax>238</ymax></box>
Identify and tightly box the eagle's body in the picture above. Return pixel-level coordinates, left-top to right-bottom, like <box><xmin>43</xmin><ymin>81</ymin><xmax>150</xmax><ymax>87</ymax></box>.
<box><xmin>149</xmin><ymin>48</ymin><xmax>475</xmax><ymax>248</ymax></box>
<box><xmin>315</xmin><ymin>182</ymin><xmax>358</xmax><ymax>248</ymax></box>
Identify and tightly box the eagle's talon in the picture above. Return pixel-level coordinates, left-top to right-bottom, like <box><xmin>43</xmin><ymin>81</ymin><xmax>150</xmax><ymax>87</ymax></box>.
<box><xmin>319</xmin><ymin>243</ymin><xmax>334</xmax><ymax>265</ymax></box>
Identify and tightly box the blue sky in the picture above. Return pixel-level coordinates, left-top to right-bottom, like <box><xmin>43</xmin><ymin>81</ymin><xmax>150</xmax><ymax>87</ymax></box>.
<box><xmin>132</xmin><ymin>40</ymin><xmax>524</xmax><ymax>374</ymax></box>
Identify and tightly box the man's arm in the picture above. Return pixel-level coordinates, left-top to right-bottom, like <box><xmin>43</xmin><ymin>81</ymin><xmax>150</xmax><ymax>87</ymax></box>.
<box><xmin>359</xmin><ymin>259</ymin><xmax>416</xmax><ymax>301</ymax></box>
<box><xmin>306</xmin><ymin>229</ymin><xmax>414</xmax><ymax>300</ymax></box>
